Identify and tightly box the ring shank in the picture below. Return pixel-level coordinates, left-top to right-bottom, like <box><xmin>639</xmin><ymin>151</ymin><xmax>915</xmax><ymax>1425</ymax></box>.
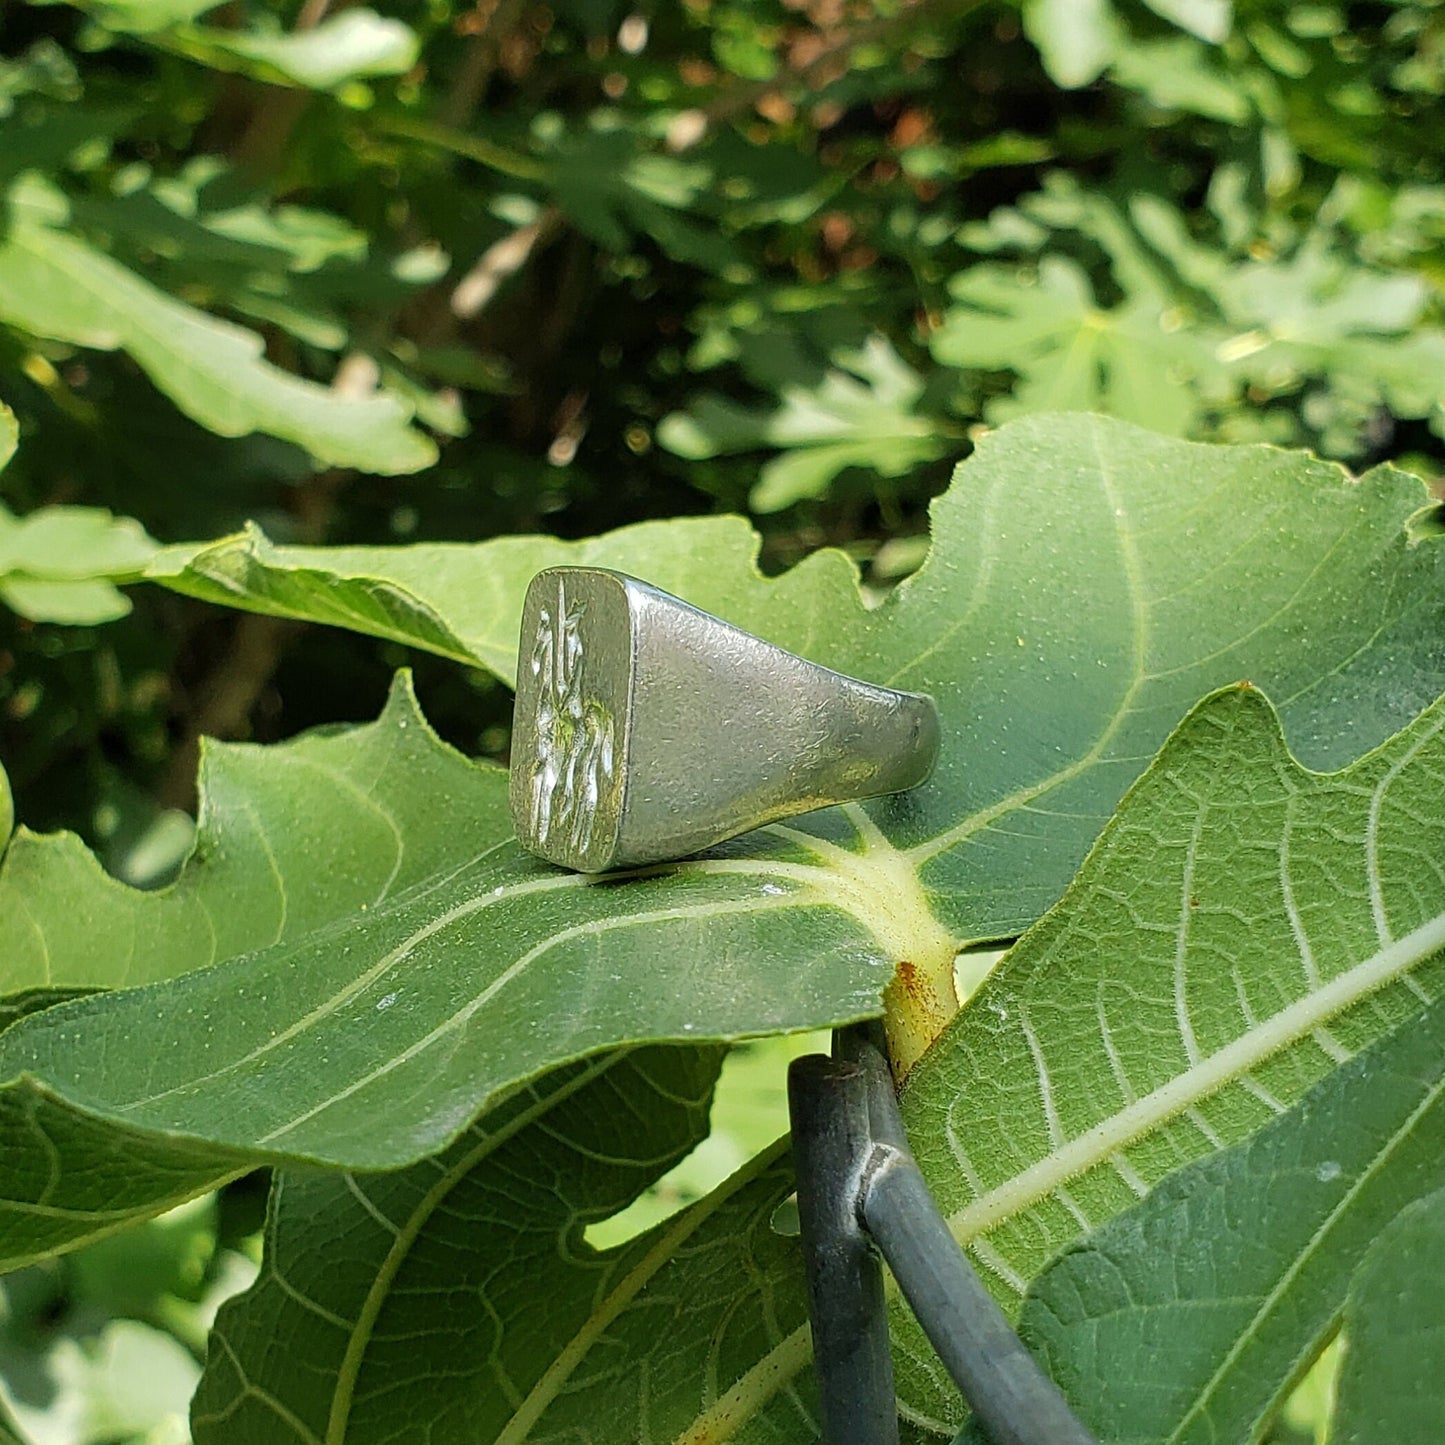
<box><xmin>613</xmin><ymin>584</ymin><xmax>938</xmax><ymax>868</ymax></box>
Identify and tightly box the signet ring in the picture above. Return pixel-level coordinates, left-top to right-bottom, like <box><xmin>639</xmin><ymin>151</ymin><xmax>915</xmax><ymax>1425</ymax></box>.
<box><xmin>510</xmin><ymin>567</ymin><xmax>940</xmax><ymax>872</ymax></box>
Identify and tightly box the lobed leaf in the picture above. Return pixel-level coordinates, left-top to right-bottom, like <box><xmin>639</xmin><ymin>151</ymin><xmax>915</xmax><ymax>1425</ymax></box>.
<box><xmin>931</xmin><ymin>254</ymin><xmax>1226</xmax><ymax>436</ymax></box>
<box><xmin>886</xmin><ymin>683</ymin><xmax>1445</xmax><ymax>1429</ymax></box>
<box><xmin>189</xmin><ymin>1046</ymin><xmax>726</xmax><ymax>1445</ymax></box>
<box><xmin>0</xmin><ymin>673</ymin><xmax>512</xmax><ymax>995</ymax></box>
<box><xmin>147</xmin><ymin>514</ymin><xmax>862</xmax><ymax>687</ymax></box>
<box><xmin>938</xmin><ymin>180</ymin><xmax>1445</xmax><ymax>454</ymax></box>
<box><xmin>0</xmin><ymin>674</ymin><xmax>890</xmax><ymax>1264</ymax></box>
<box><xmin>147</xmin><ymin>414</ymin><xmax>1445</xmax><ymax>939</ymax></box>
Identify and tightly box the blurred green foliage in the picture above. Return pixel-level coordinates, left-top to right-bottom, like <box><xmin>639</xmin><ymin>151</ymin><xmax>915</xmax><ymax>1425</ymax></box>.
<box><xmin>3</xmin><ymin>0</ymin><xmax>1444</xmax><ymax>1437</ymax></box>
<box><xmin>0</xmin><ymin>1192</ymin><xmax>262</xmax><ymax>1444</ymax></box>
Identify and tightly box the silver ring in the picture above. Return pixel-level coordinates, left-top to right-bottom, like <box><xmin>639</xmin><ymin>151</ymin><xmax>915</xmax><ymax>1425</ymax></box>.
<box><xmin>509</xmin><ymin>567</ymin><xmax>940</xmax><ymax>872</ymax></box>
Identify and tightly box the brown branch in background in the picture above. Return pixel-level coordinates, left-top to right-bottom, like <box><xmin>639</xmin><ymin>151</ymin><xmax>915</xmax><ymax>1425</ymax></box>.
<box><xmin>440</xmin><ymin>0</ymin><xmax>529</xmax><ymax>128</ymax></box>
<box><xmin>667</xmin><ymin>0</ymin><xmax>986</xmax><ymax>151</ymax></box>
<box><xmin>399</xmin><ymin>0</ymin><xmax>540</xmax><ymax>345</ymax></box>
<box><xmin>450</xmin><ymin>205</ymin><xmax>564</xmax><ymax>319</ymax></box>
<box><xmin>157</xmin><ymin>612</ymin><xmax>300</xmax><ymax>812</ymax></box>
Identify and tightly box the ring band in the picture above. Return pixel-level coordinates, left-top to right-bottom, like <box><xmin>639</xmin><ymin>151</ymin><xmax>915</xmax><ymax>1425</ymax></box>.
<box><xmin>510</xmin><ymin>567</ymin><xmax>939</xmax><ymax>872</ymax></box>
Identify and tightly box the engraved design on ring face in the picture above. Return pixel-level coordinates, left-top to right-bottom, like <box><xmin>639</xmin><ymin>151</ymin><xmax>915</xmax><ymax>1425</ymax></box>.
<box><xmin>528</xmin><ymin>578</ymin><xmax>616</xmax><ymax>853</ymax></box>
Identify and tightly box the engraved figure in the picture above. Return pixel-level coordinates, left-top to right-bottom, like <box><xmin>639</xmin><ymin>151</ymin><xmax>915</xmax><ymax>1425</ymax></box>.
<box><xmin>528</xmin><ymin>578</ymin><xmax>615</xmax><ymax>852</ymax></box>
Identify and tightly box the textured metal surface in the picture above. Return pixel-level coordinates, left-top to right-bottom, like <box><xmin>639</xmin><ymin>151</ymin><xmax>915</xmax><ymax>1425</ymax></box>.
<box><xmin>510</xmin><ymin>566</ymin><xmax>940</xmax><ymax>871</ymax></box>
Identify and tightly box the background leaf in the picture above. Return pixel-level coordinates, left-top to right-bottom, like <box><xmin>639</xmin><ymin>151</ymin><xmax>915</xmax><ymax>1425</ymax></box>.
<box><xmin>33</xmin><ymin>0</ymin><xmax>221</xmax><ymax>32</ymax></box>
<box><xmin>930</xmin><ymin>254</ymin><xmax>1224</xmax><ymax>435</ymax></box>
<box><xmin>657</xmin><ymin>337</ymin><xmax>954</xmax><ymax>512</ymax></box>
<box><xmin>0</xmin><ymin>504</ymin><xmax>155</xmax><ymax>624</ymax></box>
<box><xmin>164</xmin><ymin>12</ymin><xmax>421</xmax><ymax>92</ymax></box>
<box><xmin>1022</xmin><ymin>0</ymin><xmax>1126</xmax><ymax>89</ymax></box>
<box><xmin>0</xmin><ymin>177</ymin><xmax>434</xmax><ymax>475</ymax></box>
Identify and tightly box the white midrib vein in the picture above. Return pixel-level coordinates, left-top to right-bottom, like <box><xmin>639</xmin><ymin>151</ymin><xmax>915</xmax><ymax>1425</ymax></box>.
<box><xmin>667</xmin><ymin>906</ymin><xmax>1445</xmax><ymax>1445</ymax></box>
<box><xmin>103</xmin><ymin>808</ymin><xmax>954</xmax><ymax>1151</ymax></box>
<box><xmin>494</xmin><ymin>1136</ymin><xmax>795</xmax><ymax>1445</ymax></box>
<box><xmin>948</xmin><ymin>906</ymin><xmax>1445</xmax><ymax>1240</ymax></box>
<box><xmin>320</xmin><ymin>1051</ymin><xmax>627</xmax><ymax>1445</ymax></box>
<box><xmin>905</xmin><ymin>418</ymin><xmax>1152</xmax><ymax>867</ymax></box>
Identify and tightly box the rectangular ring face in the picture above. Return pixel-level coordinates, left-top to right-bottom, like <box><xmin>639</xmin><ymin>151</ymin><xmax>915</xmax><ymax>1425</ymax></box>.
<box><xmin>510</xmin><ymin>569</ymin><xmax>634</xmax><ymax>871</ymax></box>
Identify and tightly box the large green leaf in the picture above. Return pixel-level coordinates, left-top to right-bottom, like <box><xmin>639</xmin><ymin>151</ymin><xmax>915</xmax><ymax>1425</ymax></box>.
<box><xmin>2</xmin><ymin>416</ymin><xmax>1444</xmax><ymax>1280</ymax></box>
<box><xmin>0</xmin><ymin>175</ymin><xmax>434</xmax><ymax>474</ymax></box>
<box><xmin>425</xmin><ymin>683</ymin><xmax>1445</xmax><ymax>1442</ymax></box>
<box><xmin>1329</xmin><ymin>1186</ymin><xmax>1445</xmax><ymax>1443</ymax></box>
<box><xmin>150</xmin><ymin>513</ymin><xmax>861</xmax><ymax>685</ymax></box>
<box><xmin>886</xmin><ymin>683</ymin><xmax>1445</xmax><ymax>1430</ymax></box>
<box><xmin>189</xmin><ymin>1045</ymin><xmax>724</xmax><ymax>1444</ymax></box>
<box><xmin>196</xmin><ymin>1131</ymin><xmax>811</xmax><ymax>1445</ymax></box>
<box><xmin>987</xmin><ymin>996</ymin><xmax>1445</xmax><ymax>1444</ymax></box>
<box><xmin>149</xmin><ymin>414</ymin><xmax>1445</xmax><ymax>933</ymax></box>
<box><xmin>0</xmin><ymin>674</ymin><xmax>890</xmax><ymax>1265</ymax></box>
